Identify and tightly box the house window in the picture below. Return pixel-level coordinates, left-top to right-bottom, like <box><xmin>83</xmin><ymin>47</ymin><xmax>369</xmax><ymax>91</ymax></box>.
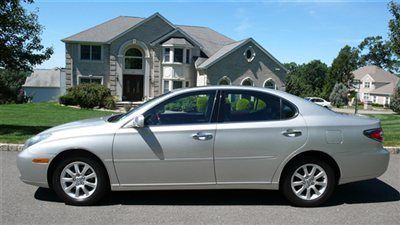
<box><xmin>163</xmin><ymin>80</ymin><xmax>169</xmax><ymax>94</ymax></box>
<box><xmin>264</xmin><ymin>79</ymin><xmax>276</xmax><ymax>89</ymax></box>
<box><xmin>186</xmin><ymin>49</ymin><xmax>191</xmax><ymax>64</ymax></box>
<box><xmin>241</xmin><ymin>78</ymin><xmax>254</xmax><ymax>86</ymax></box>
<box><xmin>373</xmin><ymin>95</ymin><xmax>377</xmax><ymax>103</ymax></box>
<box><xmin>385</xmin><ymin>97</ymin><xmax>390</xmax><ymax>105</ymax></box>
<box><xmin>363</xmin><ymin>93</ymin><xmax>370</xmax><ymax>100</ymax></box>
<box><xmin>163</xmin><ymin>80</ymin><xmax>185</xmax><ymax>93</ymax></box>
<box><xmin>125</xmin><ymin>48</ymin><xmax>143</xmax><ymax>70</ymax></box>
<box><xmin>185</xmin><ymin>81</ymin><xmax>190</xmax><ymax>87</ymax></box>
<box><xmin>364</xmin><ymin>82</ymin><xmax>370</xmax><ymax>88</ymax></box>
<box><xmin>219</xmin><ymin>76</ymin><xmax>231</xmax><ymax>85</ymax></box>
<box><xmin>78</xmin><ymin>76</ymin><xmax>103</xmax><ymax>84</ymax></box>
<box><xmin>173</xmin><ymin>80</ymin><xmax>183</xmax><ymax>89</ymax></box>
<box><xmin>163</xmin><ymin>48</ymin><xmax>170</xmax><ymax>62</ymax></box>
<box><xmin>244</xmin><ymin>46</ymin><xmax>256</xmax><ymax>62</ymax></box>
<box><xmin>80</xmin><ymin>45</ymin><xmax>102</xmax><ymax>60</ymax></box>
<box><xmin>174</xmin><ymin>48</ymin><xmax>183</xmax><ymax>63</ymax></box>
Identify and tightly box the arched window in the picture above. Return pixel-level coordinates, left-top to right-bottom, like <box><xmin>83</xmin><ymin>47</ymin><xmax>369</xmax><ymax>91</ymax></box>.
<box><xmin>264</xmin><ymin>79</ymin><xmax>276</xmax><ymax>89</ymax></box>
<box><xmin>241</xmin><ymin>78</ymin><xmax>253</xmax><ymax>86</ymax></box>
<box><xmin>125</xmin><ymin>48</ymin><xmax>143</xmax><ymax>70</ymax></box>
<box><xmin>218</xmin><ymin>76</ymin><xmax>231</xmax><ymax>85</ymax></box>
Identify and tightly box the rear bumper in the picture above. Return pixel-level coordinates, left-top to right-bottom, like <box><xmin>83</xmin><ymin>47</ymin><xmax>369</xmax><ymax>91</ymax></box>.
<box><xmin>17</xmin><ymin>149</ymin><xmax>55</xmax><ymax>188</ymax></box>
<box><xmin>334</xmin><ymin>148</ymin><xmax>390</xmax><ymax>185</ymax></box>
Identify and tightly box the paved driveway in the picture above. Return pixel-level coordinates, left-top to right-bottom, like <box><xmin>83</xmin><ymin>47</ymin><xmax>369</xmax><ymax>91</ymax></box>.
<box><xmin>1</xmin><ymin>151</ymin><xmax>399</xmax><ymax>225</ymax></box>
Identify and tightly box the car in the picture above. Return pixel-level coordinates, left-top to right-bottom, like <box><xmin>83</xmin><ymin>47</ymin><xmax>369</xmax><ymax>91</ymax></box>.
<box><xmin>17</xmin><ymin>86</ymin><xmax>389</xmax><ymax>207</ymax></box>
<box><xmin>305</xmin><ymin>97</ymin><xmax>331</xmax><ymax>108</ymax></box>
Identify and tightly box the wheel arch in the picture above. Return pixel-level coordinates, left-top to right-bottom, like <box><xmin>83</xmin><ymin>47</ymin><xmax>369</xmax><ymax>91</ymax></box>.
<box><xmin>278</xmin><ymin>150</ymin><xmax>341</xmax><ymax>187</ymax></box>
<box><xmin>47</xmin><ymin>149</ymin><xmax>111</xmax><ymax>189</ymax></box>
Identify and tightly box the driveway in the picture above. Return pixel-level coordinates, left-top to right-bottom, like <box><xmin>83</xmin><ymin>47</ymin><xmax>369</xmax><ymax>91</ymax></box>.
<box><xmin>1</xmin><ymin>151</ymin><xmax>399</xmax><ymax>225</ymax></box>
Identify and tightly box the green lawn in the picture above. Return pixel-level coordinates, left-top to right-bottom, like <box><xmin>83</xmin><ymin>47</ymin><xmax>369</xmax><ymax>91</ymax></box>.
<box><xmin>0</xmin><ymin>102</ymin><xmax>113</xmax><ymax>143</ymax></box>
<box><xmin>368</xmin><ymin>114</ymin><xmax>400</xmax><ymax>146</ymax></box>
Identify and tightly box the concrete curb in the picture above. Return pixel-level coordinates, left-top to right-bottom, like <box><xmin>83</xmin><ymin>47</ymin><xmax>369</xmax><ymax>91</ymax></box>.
<box><xmin>1</xmin><ymin>143</ymin><xmax>399</xmax><ymax>154</ymax></box>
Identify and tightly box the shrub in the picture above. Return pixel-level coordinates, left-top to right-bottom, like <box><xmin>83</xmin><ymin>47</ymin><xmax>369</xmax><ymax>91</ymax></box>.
<box><xmin>196</xmin><ymin>96</ymin><xmax>208</xmax><ymax>113</ymax></box>
<box><xmin>236</xmin><ymin>98</ymin><xmax>250</xmax><ymax>111</ymax></box>
<box><xmin>59</xmin><ymin>83</ymin><xmax>112</xmax><ymax>109</ymax></box>
<box><xmin>104</xmin><ymin>96</ymin><xmax>116</xmax><ymax>110</ymax></box>
<box><xmin>390</xmin><ymin>88</ymin><xmax>400</xmax><ymax>114</ymax></box>
<box><xmin>329</xmin><ymin>83</ymin><xmax>349</xmax><ymax>108</ymax></box>
<box><xmin>59</xmin><ymin>93</ymin><xmax>76</xmax><ymax>105</ymax></box>
<box><xmin>255</xmin><ymin>99</ymin><xmax>266</xmax><ymax>110</ymax></box>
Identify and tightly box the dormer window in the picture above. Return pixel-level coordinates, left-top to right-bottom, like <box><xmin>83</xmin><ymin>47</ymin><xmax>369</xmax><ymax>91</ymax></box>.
<box><xmin>163</xmin><ymin>48</ymin><xmax>170</xmax><ymax>62</ymax></box>
<box><xmin>174</xmin><ymin>48</ymin><xmax>183</xmax><ymax>63</ymax></box>
<box><xmin>162</xmin><ymin>38</ymin><xmax>193</xmax><ymax>64</ymax></box>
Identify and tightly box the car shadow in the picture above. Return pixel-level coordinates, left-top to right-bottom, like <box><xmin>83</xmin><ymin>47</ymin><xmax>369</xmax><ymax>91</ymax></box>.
<box><xmin>34</xmin><ymin>178</ymin><xmax>399</xmax><ymax>207</ymax></box>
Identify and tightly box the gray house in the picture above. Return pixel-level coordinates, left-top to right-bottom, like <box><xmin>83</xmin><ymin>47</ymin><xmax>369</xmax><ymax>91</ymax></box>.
<box><xmin>23</xmin><ymin>68</ymin><xmax>66</xmax><ymax>102</ymax></box>
<box><xmin>62</xmin><ymin>13</ymin><xmax>287</xmax><ymax>101</ymax></box>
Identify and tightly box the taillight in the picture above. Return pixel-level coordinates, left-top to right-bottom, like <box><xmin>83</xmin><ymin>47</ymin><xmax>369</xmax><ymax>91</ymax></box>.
<box><xmin>363</xmin><ymin>128</ymin><xmax>384</xmax><ymax>142</ymax></box>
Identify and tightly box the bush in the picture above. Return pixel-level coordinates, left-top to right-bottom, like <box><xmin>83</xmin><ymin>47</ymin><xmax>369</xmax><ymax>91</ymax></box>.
<box><xmin>104</xmin><ymin>96</ymin><xmax>116</xmax><ymax>110</ymax></box>
<box><xmin>329</xmin><ymin>83</ymin><xmax>349</xmax><ymax>108</ymax></box>
<box><xmin>255</xmin><ymin>99</ymin><xmax>266</xmax><ymax>110</ymax></box>
<box><xmin>236</xmin><ymin>98</ymin><xmax>250</xmax><ymax>111</ymax></box>
<box><xmin>196</xmin><ymin>96</ymin><xmax>208</xmax><ymax>113</ymax></box>
<box><xmin>390</xmin><ymin>88</ymin><xmax>400</xmax><ymax>114</ymax></box>
<box><xmin>0</xmin><ymin>69</ymin><xmax>29</xmax><ymax>104</ymax></box>
<box><xmin>59</xmin><ymin>83</ymin><xmax>113</xmax><ymax>109</ymax></box>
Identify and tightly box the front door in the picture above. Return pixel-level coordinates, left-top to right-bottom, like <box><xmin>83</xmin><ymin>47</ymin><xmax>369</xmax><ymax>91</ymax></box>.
<box><xmin>113</xmin><ymin>90</ymin><xmax>218</xmax><ymax>186</ymax></box>
<box><xmin>123</xmin><ymin>75</ymin><xmax>143</xmax><ymax>101</ymax></box>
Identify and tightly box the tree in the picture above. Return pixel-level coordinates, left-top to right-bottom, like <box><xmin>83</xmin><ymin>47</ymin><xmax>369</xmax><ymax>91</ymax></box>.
<box><xmin>321</xmin><ymin>45</ymin><xmax>359</xmax><ymax>99</ymax></box>
<box><xmin>358</xmin><ymin>36</ymin><xmax>397</xmax><ymax>72</ymax></box>
<box><xmin>0</xmin><ymin>69</ymin><xmax>29</xmax><ymax>104</ymax></box>
<box><xmin>285</xmin><ymin>60</ymin><xmax>329</xmax><ymax>97</ymax></box>
<box><xmin>0</xmin><ymin>0</ymin><xmax>53</xmax><ymax>71</ymax></box>
<box><xmin>329</xmin><ymin>83</ymin><xmax>349</xmax><ymax>108</ymax></box>
<box><xmin>388</xmin><ymin>1</ymin><xmax>400</xmax><ymax>58</ymax></box>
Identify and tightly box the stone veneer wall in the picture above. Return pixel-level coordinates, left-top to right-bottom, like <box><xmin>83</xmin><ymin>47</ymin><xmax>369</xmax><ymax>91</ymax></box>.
<box><xmin>65</xmin><ymin>44</ymin><xmax>73</xmax><ymax>88</ymax></box>
<box><xmin>152</xmin><ymin>46</ymin><xmax>162</xmax><ymax>96</ymax></box>
<box><xmin>109</xmin><ymin>55</ymin><xmax>117</xmax><ymax>96</ymax></box>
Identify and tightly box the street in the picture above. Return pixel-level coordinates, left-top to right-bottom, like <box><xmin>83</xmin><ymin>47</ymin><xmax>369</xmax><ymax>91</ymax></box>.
<box><xmin>1</xmin><ymin>151</ymin><xmax>399</xmax><ymax>225</ymax></box>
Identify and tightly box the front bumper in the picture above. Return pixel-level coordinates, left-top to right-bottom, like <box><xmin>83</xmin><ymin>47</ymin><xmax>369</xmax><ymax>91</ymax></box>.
<box><xmin>334</xmin><ymin>147</ymin><xmax>390</xmax><ymax>185</ymax></box>
<box><xmin>17</xmin><ymin>149</ymin><xmax>55</xmax><ymax>188</ymax></box>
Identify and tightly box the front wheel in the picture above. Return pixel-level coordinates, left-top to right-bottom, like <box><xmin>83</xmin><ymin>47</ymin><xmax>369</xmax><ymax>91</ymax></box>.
<box><xmin>281</xmin><ymin>157</ymin><xmax>336</xmax><ymax>207</ymax></box>
<box><xmin>52</xmin><ymin>156</ymin><xmax>109</xmax><ymax>206</ymax></box>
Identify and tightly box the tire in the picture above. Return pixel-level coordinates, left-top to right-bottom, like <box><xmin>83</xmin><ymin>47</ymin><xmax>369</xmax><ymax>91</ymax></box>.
<box><xmin>281</xmin><ymin>157</ymin><xmax>336</xmax><ymax>207</ymax></box>
<box><xmin>52</xmin><ymin>155</ymin><xmax>109</xmax><ymax>206</ymax></box>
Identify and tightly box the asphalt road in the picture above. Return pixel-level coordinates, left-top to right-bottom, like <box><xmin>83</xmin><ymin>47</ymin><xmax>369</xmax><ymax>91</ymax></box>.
<box><xmin>1</xmin><ymin>151</ymin><xmax>399</xmax><ymax>225</ymax></box>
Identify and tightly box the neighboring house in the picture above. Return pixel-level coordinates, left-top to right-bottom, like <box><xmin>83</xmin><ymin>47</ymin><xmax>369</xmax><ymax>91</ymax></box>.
<box><xmin>61</xmin><ymin>13</ymin><xmax>287</xmax><ymax>102</ymax></box>
<box><xmin>353</xmin><ymin>65</ymin><xmax>400</xmax><ymax>106</ymax></box>
<box><xmin>23</xmin><ymin>68</ymin><xmax>66</xmax><ymax>102</ymax></box>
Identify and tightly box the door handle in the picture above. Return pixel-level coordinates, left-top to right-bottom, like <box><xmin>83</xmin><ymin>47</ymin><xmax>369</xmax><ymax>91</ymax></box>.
<box><xmin>192</xmin><ymin>132</ymin><xmax>213</xmax><ymax>141</ymax></box>
<box><xmin>282</xmin><ymin>129</ymin><xmax>302</xmax><ymax>137</ymax></box>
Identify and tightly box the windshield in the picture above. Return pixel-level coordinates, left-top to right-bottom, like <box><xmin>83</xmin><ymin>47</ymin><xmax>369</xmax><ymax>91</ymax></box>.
<box><xmin>107</xmin><ymin>92</ymin><xmax>171</xmax><ymax>123</ymax></box>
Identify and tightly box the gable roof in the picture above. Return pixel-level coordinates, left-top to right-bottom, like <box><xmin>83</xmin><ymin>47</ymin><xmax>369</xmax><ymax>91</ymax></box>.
<box><xmin>370</xmin><ymin>82</ymin><xmax>398</xmax><ymax>95</ymax></box>
<box><xmin>23</xmin><ymin>69</ymin><xmax>64</xmax><ymax>88</ymax></box>
<box><xmin>62</xmin><ymin>16</ymin><xmax>144</xmax><ymax>43</ymax></box>
<box><xmin>353</xmin><ymin>65</ymin><xmax>399</xmax><ymax>83</ymax></box>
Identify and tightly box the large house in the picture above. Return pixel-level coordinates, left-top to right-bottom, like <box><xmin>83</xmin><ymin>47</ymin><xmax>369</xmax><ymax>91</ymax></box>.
<box><xmin>353</xmin><ymin>65</ymin><xmax>399</xmax><ymax>106</ymax></box>
<box><xmin>62</xmin><ymin>13</ymin><xmax>287</xmax><ymax>101</ymax></box>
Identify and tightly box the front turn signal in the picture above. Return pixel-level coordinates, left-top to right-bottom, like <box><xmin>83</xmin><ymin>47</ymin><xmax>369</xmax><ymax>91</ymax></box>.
<box><xmin>32</xmin><ymin>158</ymin><xmax>49</xmax><ymax>164</ymax></box>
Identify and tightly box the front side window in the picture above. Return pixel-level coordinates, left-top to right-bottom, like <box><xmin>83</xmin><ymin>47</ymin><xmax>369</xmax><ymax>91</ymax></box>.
<box><xmin>220</xmin><ymin>90</ymin><xmax>296</xmax><ymax>122</ymax></box>
<box><xmin>364</xmin><ymin>93</ymin><xmax>370</xmax><ymax>100</ymax></box>
<box><xmin>125</xmin><ymin>48</ymin><xmax>143</xmax><ymax>69</ymax></box>
<box><xmin>364</xmin><ymin>82</ymin><xmax>370</xmax><ymax>88</ymax></box>
<box><xmin>144</xmin><ymin>91</ymin><xmax>216</xmax><ymax>126</ymax></box>
<box><xmin>80</xmin><ymin>45</ymin><xmax>101</xmax><ymax>60</ymax></box>
<box><xmin>174</xmin><ymin>48</ymin><xmax>183</xmax><ymax>63</ymax></box>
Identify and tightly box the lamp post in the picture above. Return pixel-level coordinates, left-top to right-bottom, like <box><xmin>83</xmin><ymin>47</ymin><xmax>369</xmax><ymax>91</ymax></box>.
<box><xmin>352</xmin><ymin>80</ymin><xmax>361</xmax><ymax>114</ymax></box>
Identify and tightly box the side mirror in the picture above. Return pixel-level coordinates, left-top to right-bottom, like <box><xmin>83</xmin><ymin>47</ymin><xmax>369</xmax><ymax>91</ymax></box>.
<box><xmin>131</xmin><ymin>115</ymin><xmax>145</xmax><ymax>128</ymax></box>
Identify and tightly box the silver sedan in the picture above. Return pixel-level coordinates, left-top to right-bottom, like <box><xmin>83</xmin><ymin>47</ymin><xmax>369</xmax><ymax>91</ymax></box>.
<box><xmin>17</xmin><ymin>86</ymin><xmax>389</xmax><ymax>207</ymax></box>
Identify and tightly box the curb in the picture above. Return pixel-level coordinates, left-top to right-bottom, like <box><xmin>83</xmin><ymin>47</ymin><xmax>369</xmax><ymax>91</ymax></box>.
<box><xmin>1</xmin><ymin>143</ymin><xmax>399</xmax><ymax>154</ymax></box>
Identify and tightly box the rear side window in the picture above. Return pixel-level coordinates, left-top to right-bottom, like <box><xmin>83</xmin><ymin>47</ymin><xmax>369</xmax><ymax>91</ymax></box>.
<box><xmin>220</xmin><ymin>90</ymin><xmax>297</xmax><ymax>122</ymax></box>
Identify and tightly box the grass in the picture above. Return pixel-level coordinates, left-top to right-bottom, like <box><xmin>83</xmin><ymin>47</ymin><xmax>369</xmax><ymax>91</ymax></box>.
<box><xmin>0</xmin><ymin>102</ymin><xmax>114</xmax><ymax>143</ymax></box>
<box><xmin>368</xmin><ymin>114</ymin><xmax>400</xmax><ymax>146</ymax></box>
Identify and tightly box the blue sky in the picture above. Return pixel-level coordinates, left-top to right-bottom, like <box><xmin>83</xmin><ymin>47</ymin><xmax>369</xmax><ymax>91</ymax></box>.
<box><xmin>28</xmin><ymin>0</ymin><xmax>392</xmax><ymax>69</ymax></box>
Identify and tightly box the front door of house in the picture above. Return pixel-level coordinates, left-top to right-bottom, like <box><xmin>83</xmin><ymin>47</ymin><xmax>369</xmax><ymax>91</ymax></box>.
<box><xmin>123</xmin><ymin>75</ymin><xmax>143</xmax><ymax>101</ymax></box>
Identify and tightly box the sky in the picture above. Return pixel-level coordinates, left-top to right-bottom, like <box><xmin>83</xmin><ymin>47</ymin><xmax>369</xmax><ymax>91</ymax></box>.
<box><xmin>27</xmin><ymin>0</ymin><xmax>393</xmax><ymax>69</ymax></box>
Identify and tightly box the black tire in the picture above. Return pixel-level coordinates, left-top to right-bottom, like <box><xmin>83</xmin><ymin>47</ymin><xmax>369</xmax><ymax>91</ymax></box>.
<box><xmin>52</xmin><ymin>155</ymin><xmax>109</xmax><ymax>206</ymax></box>
<box><xmin>281</xmin><ymin>157</ymin><xmax>336</xmax><ymax>207</ymax></box>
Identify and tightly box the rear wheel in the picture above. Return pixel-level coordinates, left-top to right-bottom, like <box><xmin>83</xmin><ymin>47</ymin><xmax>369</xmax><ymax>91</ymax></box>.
<box><xmin>281</xmin><ymin>157</ymin><xmax>336</xmax><ymax>207</ymax></box>
<box><xmin>52</xmin><ymin>156</ymin><xmax>108</xmax><ymax>206</ymax></box>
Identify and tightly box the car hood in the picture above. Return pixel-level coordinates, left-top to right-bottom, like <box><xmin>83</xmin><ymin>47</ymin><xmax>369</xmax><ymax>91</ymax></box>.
<box><xmin>41</xmin><ymin>116</ymin><xmax>110</xmax><ymax>134</ymax></box>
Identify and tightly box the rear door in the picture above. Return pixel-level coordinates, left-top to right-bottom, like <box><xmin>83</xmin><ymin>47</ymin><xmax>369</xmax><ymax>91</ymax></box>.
<box><xmin>214</xmin><ymin>90</ymin><xmax>308</xmax><ymax>183</ymax></box>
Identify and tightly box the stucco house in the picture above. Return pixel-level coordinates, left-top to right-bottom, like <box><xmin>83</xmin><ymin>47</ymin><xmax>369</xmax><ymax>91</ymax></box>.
<box><xmin>353</xmin><ymin>65</ymin><xmax>400</xmax><ymax>106</ymax></box>
<box><xmin>23</xmin><ymin>68</ymin><xmax>66</xmax><ymax>102</ymax></box>
<box><xmin>61</xmin><ymin>13</ymin><xmax>287</xmax><ymax>102</ymax></box>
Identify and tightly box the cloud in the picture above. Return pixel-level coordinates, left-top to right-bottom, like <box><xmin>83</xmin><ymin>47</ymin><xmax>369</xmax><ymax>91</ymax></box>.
<box><xmin>336</xmin><ymin>38</ymin><xmax>363</xmax><ymax>44</ymax></box>
<box><xmin>234</xmin><ymin>8</ymin><xmax>252</xmax><ymax>36</ymax></box>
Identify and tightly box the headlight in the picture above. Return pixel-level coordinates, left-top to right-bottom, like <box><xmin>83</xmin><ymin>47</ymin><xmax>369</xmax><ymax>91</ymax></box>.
<box><xmin>23</xmin><ymin>133</ymin><xmax>52</xmax><ymax>149</ymax></box>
